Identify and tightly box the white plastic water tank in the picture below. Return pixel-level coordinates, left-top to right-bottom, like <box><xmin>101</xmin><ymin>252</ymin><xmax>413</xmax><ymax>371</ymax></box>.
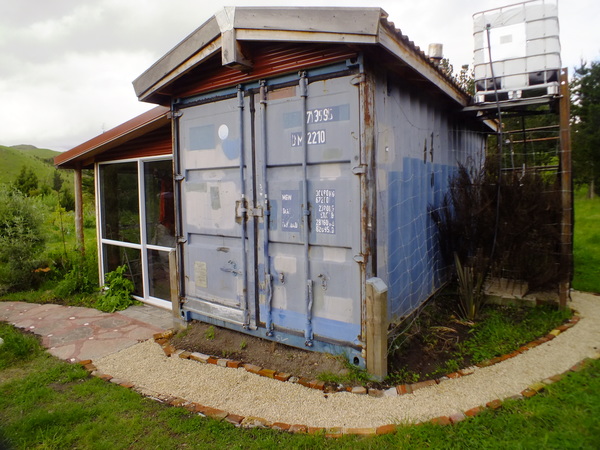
<box><xmin>473</xmin><ymin>0</ymin><xmax>561</xmax><ymax>103</ymax></box>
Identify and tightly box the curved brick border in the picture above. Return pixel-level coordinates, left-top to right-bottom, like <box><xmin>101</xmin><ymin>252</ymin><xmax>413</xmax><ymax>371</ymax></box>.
<box><xmin>151</xmin><ymin>312</ymin><xmax>582</xmax><ymax>398</ymax></box>
<box><xmin>80</xmin><ymin>349</ymin><xmax>599</xmax><ymax>436</ymax></box>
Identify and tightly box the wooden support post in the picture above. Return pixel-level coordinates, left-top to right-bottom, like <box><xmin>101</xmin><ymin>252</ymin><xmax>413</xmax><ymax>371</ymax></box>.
<box><xmin>169</xmin><ymin>249</ymin><xmax>186</xmax><ymax>330</ymax></box>
<box><xmin>558</xmin><ymin>68</ymin><xmax>573</xmax><ymax>308</ymax></box>
<box><xmin>73</xmin><ymin>168</ymin><xmax>85</xmax><ymax>256</ymax></box>
<box><xmin>366</xmin><ymin>277</ymin><xmax>388</xmax><ymax>380</ymax></box>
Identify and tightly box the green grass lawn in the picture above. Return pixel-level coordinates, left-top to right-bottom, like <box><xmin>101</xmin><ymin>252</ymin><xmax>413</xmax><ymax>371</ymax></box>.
<box><xmin>0</xmin><ymin>323</ymin><xmax>599</xmax><ymax>449</ymax></box>
<box><xmin>572</xmin><ymin>187</ymin><xmax>600</xmax><ymax>293</ymax></box>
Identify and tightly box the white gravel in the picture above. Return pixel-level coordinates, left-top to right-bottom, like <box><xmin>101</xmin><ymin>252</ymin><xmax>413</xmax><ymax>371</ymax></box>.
<box><xmin>95</xmin><ymin>291</ymin><xmax>600</xmax><ymax>428</ymax></box>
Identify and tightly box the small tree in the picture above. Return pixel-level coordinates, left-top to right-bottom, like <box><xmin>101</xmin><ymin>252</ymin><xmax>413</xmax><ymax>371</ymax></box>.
<box><xmin>572</xmin><ymin>61</ymin><xmax>600</xmax><ymax>197</ymax></box>
<box><xmin>14</xmin><ymin>166</ymin><xmax>39</xmax><ymax>196</ymax></box>
<box><xmin>0</xmin><ymin>187</ymin><xmax>47</xmax><ymax>292</ymax></box>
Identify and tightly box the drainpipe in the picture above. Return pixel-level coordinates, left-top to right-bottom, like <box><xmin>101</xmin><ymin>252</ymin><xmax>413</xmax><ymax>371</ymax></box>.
<box><xmin>299</xmin><ymin>71</ymin><xmax>314</xmax><ymax>347</ymax></box>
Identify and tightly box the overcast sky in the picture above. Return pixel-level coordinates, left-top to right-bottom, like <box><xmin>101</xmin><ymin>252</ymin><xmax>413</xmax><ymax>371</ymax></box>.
<box><xmin>1</xmin><ymin>0</ymin><xmax>598</xmax><ymax>152</ymax></box>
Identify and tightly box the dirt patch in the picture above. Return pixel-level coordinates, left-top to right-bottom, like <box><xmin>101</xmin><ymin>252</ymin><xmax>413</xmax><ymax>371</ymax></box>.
<box><xmin>171</xmin><ymin>322</ymin><xmax>349</xmax><ymax>381</ymax></box>
<box><xmin>170</xmin><ymin>293</ymin><xmax>570</xmax><ymax>388</ymax></box>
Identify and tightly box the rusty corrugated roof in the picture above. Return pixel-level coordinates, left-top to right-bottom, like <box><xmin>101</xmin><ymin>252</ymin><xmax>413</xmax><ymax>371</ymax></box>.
<box><xmin>133</xmin><ymin>7</ymin><xmax>469</xmax><ymax>106</ymax></box>
<box><xmin>54</xmin><ymin>106</ymin><xmax>170</xmax><ymax>169</ymax></box>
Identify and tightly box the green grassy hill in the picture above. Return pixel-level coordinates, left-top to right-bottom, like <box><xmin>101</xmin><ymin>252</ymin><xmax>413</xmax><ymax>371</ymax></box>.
<box><xmin>0</xmin><ymin>144</ymin><xmax>69</xmax><ymax>188</ymax></box>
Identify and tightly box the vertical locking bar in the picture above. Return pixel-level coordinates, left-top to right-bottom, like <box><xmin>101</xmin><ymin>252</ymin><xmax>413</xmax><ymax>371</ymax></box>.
<box><xmin>259</xmin><ymin>80</ymin><xmax>275</xmax><ymax>336</ymax></box>
<box><xmin>237</xmin><ymin>85</ymin><xmax>250</xmax><ymax>328</ymax></box>
<box><xmin>300</xmin><ymin>72</ymin><xmax>314</xmax><ymax>347</ymax></box>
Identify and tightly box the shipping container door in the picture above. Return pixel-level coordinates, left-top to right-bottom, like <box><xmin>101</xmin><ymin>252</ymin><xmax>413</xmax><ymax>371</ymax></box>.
<box><xmin>255</xmin><ymin>75</ymin><xmax>363</xmax><ymax>346</ymax></box>
<box><xmin>178</xmin><ymin>94</ymin><xmax>255</xmax><ymax>327</ymax></box>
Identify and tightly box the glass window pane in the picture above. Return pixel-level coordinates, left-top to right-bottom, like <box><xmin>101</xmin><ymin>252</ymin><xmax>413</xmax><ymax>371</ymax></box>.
<box><xmin>144</xmin><ymin>160</ymin><xmax>175</xmax><ymax>247</ymax></box>
<box><xmin>100</xmin><ymin>163</ymin><xmax>140</xmax><ymax>244</ymax></box>
<box><xmin>148</xmin><ymin>249</ymin><xmax>171</xmax><ymax>300</ymax></box>
<box><xmin>102</xmin><ymin>244</ymin><xmax>142</xmax><ymax>297</ymax></box>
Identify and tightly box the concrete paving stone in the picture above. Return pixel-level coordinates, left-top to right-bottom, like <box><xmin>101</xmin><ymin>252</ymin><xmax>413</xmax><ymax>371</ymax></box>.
<box><xmin>47</xmin><ymin>344</ymin><xmax>77</xmax><ymax>360</ymax></box>
<box><xmin>95</xmin><ymin>317</ymin><xmax>132</xmax><ymax>329</ymax></box>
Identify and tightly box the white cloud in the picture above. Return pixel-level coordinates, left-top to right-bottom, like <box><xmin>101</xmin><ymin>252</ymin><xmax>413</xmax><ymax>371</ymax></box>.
<box><xmin>1</xmin><ymin>0</ymin><xmax>599</xmax><ymax>151</ymax></box>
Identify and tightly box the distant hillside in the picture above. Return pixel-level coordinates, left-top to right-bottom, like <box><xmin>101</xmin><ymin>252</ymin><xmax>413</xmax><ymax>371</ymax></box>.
<box><xmin>0</xmin><ymin>144</ymin><xmax>70</xmax><ymax>189</ymax></box>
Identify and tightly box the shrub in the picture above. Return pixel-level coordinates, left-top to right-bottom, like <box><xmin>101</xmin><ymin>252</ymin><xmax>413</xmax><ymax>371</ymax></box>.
<box><xmin>0</xmin><ymin>187</ymin><xmax>47</xmax><ymax>293</ymax></box>
<box><xmin>54</xmin><ymin>252</ymin><xmax>99</xmax><ymax>298</ymax></box>
<box><xmin>96</xmin><ymin>265</ymin><xmax>136</xmax><ymax>312</ymax></box>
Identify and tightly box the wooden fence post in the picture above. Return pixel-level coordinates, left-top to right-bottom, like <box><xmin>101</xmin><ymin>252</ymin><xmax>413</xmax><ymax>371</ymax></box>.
<box><xmin>366</xmin><ymin>277</ymin><xmax>388</xmax><ymax>380</ymax></box>
<box><xmin>169</xmin><ymin>249</ymin><xmax>186</xmax><ymax>330</ymax></box>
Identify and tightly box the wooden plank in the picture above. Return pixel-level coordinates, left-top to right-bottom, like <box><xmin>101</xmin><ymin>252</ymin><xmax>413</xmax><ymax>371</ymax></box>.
<box><xmin>366</xmin><ymin>278</ymin><xmax>388</xmax><ymax>380</ymax></box>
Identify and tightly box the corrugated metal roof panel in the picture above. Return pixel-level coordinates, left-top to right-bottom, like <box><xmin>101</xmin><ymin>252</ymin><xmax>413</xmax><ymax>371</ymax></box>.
<box><xmin>171</xmin><ymin>43</ymin><xmax>357</xmax><ymax>99</ymax></box>
<box><xmin>54</xmin><ymin>106</ymin><xmax>170</xmax><ymax>169</ymax></box>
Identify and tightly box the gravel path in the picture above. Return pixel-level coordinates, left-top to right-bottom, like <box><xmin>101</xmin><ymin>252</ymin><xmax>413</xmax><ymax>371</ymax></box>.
<box><xmin>95</xmin><ymin>291</ymin><xmax>600</xmax><ymax>428</ymax></box>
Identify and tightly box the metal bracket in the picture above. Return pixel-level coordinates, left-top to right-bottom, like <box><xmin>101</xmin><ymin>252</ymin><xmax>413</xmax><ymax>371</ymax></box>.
<box><xmin>353</xmin><ymin>254</ymin><xmax>365</xmax><ymax>264</ymax></box>
<box><xmin>247</xmin><ymin>207</ymin><xmax>264</xmax><ymax>218</ymax></box>
<box><xmin>167</xmin><ymin>110</ymin><xmax>183</xmax><ymax>119</ymax></box>
<box><xmin>177</xmin><ymin>236</ymin><xmax>187</xmax><ymax>244</ymax></box>
<box><xmin>175</xmin><ymin>174</ymin><xmax>185</xmax><ymax>182</ymax></box>
<box><xmin>352</xmin><ymin>165</ymin><xmax>367</xmax><ymax>175</ymax></box>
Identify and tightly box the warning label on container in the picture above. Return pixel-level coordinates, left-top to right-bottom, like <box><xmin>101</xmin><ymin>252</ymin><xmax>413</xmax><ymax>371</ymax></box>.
<box><xmin>314</xmin><ymin>189</ymin><xmax>335</xmax><ymax>234</ymax></box>
<box><xmin>194</xmin><ymin>261</ymin><xmax>208</xmax><ymax>288</ymax></box>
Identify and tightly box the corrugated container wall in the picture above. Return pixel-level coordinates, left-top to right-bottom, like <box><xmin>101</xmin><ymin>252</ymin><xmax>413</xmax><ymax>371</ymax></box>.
<box><xmin>373</xmin><ymin>71</ymin><xmax>485</xmax><ymax>321</ymax></box>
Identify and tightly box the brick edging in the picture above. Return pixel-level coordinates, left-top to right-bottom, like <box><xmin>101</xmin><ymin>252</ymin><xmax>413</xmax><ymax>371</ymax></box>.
<box><xmin>79</xmin><ymin>351</ymin><xmax>599</xmax><ymax>437</ymax></box>
<box><xmin>152</xmin><ymin>312</ymin><xmax>581</xmax><ymax>397</ymax></box>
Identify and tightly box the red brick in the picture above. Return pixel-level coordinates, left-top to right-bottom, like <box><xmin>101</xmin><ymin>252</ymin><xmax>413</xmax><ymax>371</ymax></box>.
<box><xmin>162</xmin><ymin>344</ymin><xmax>176</xmax><ymax>356</ymax></box>
<box><xmin>154</xmin><ymin>338</ymin><xmax>167</xmax><ymax>345</ymax></box>
<box><xmin>447</xmin><ymin>371</ymin><xmax>461</xmax><ymax>378</ymax></box>
<box><xmin>84</xmin><ymin>363</ymin><xmax>97</xmax><ymax>372</ymax></box>
<box><xmin>569</xmin><ymin>316</ymin><xmax>581</xmax><ymax>323</ymax></box>
<box><xmin>345</xmin><ymin>427</ymin><xmax>376</xmax><ymax>436</ymax></box>
<box><xmin>351</xmin><ymin>386</ymin><xmax>367</xmax><ymax>395</ymax></box>
<box><xmin>119</xmin><ymin>381</ymin><xmax>134</xmax><ymax>389</ymax></box>
<box><xmin>412</xmin><ymin>380</ymin><xmax>437</xmax><ymax>391</ymax></box>
<box><xmin>430</xmin><ymin>416</ymin><xmax>451</xmax><ymax>426</ymax></box>
<box><xmin>200</xmin><ymin>406</ymin><xmax>228</xmax><ymax>420</ymax></box>
<box><xmin>226</xmin><ymin>360</ymin><xmax>242</xmax><ymax>369</ymax></box>
<box><xmin>489</xmin><ymin>356</ymin><xmax>503</xmax><ymax>365</ymax></box>
<box><xmin>243</xmin><ymin>364</ymin><xmax>262</xmax><ymax>374</ymax></box>
<box><xmin>271</xmin><ymin>422</ymin><xmax>291</xmax><ymax>431</ymax></box>
<box><xmin>179</xmin><ymin>351</ymin><xmax>192</xmax><ymax>359</ymax></box>
<box><xmin>521</xmin><ymin>388</ymin><xmax>537</xmax><ymax>398</ymax></box>
<box><xmin>449</xmin><ymin>412</ymin><xmax>466</xmax><ymax>424</ymax></box>
<box><xmin>169</xmin><ymin>398</ymin><xmax>187</xmax><ymax>407</ymax></box>
<box><xmin>325</xmin><ymin>427</ymin><xmax>344</xmax><ymax>438</ymax></box>
<box><xmin>207</xmin><ymin>356</ymin><xmax>218</xmax><ymax>365</ymax></box>
<box><xmin>486</xmin><ymin>399</ymin><xmax>502</xmax><ymax>409</ymax></box>
<box><xmin>368</xmin><ymin>388</ymin><xmax>384</xmax><ymax>397</ymax></box>
<box><xmin>464</xmin><ymin>406</ymin><xmax>484</xmax><ymax>417</ymax></box>
<box><xmin>225</xmin><ymin>414</ymin><xmax>245</xmax><ymax>425</ymax></box>
<box><xmin>376</xmin><ymin>424</ymin><xmax>397</xmax><ymax>435</ymax></box>
<box><xmin>99</xmin><ymin>374</ymin><xmax>113</xmax><ymax>382</ymax></box>
<box><xmin>544</xmin><ymin>334</ymin><xmax>555</xmax><ymax>341</ymax></box>
<box><xmin>570</xmin><ymin>362</ymin><xmax>584</xmax><ymax>372</ymax></box>
<box><xmin>549</xmin><ymin>373</ymin><xmax>563</xmax><ymax>383</ymax></box>
<box><xmin>557</xmin><ymin>324</ymin><xmax>569</xmax><ymax>332</ymax></box>
<box><xmin>309</xmin><ymin>380</ymin><xmax>325</xmax><ymax>390</ymax></box>
<box><xmin>78</xmin><ymin>359</ymin><xmax>93</xmax><ymax>366</ymax></box>
<box><xmin>274</xmin><ymin>372</ymin><xmax>291</xmax><ymax>382</ymax></box>
<box><xmin>289</xmin><ymin>424</ymin><xmax>308</xmax><ymax>434</ymax></box>
<box><xmin>153</xmin><ymin>330</ymin><xmax>174</xmax><ymax>340</ymax></box>
<box><xmin>258</xmin><ymin>368</ymin><xmax>277</xmax><ymax>378</ymax></box>
<box><xmin>298</xmin><ymin>377</ymin><xmax>312</xmax><ymax>388</ymax></box>
<box><xmin>307</xmin><ymin>426</ymin><xmax>325</xmax><ymax>434</ymax></box>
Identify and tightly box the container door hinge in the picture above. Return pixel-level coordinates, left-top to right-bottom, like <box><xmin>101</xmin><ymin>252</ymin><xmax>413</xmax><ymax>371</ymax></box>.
<box><xmin>177</xmin><ymin>236</ymin><xmax>187</xmax><ymax>244</ymax></box>
<box><xmin>175</xmin><ymin>174</ymin><xmax>185</xmax><ymax>182</ymax></box>
<box><xmin>352</xmin><ymin>165</ymin><xmax>367</xmax><ymax>175</ymax></box>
